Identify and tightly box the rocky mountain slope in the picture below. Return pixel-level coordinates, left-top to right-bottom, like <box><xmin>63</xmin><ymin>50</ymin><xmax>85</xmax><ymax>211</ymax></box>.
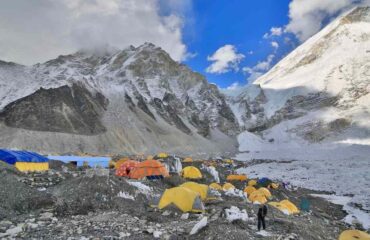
<box><xmin>230</xmin><ymin>7</ymin><xmax>370</xmax><ymax>160</ymax></box>
<box><xmin>0</xmin><ymin>43</ymin><xmax>238</xmax><ymax>155</ymax></box>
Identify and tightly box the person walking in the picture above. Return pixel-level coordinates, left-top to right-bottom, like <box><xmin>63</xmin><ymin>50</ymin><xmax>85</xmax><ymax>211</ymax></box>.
<box><xmin>257</xmin><ymin>204</ymin><xmax>267</xmax><ymax>231</ymax></box>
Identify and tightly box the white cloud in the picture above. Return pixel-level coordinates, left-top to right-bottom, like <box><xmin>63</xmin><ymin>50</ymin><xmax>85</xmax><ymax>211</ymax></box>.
<box><xmin>285</xmin><ymin>0</ymin><xmax>370</xmax><ymax>41</ymax></box>
<box><xmin>263</xmin><ymin>27</ymin><xmax>283</xmax><ymax>39</ymax></box>
<box><xmin>219</xmin><ymin>82</ymin><xmax>248</xmax><ymax>97</ymax></box>
<box><xmin>0</xmin><ymin>0</ymin><xmax>189</xmax><ymax>65</ymax></box>
<box><xmin>243</xmin><ymin>54</ymin><xmax>275</xmax><ymax>82</ymax></box>
<box><xmin>206</xmin><ymin>45</ymin><xmax>245</xmax><ymax>74</ymax></box>
<box><xmin>271</xmin><ymin>41</ymin><xmax>279</xmax><ymax>50</ymax></box>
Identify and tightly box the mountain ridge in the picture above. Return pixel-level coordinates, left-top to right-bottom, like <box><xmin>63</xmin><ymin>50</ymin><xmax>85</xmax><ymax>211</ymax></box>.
<box><xmin>0</xmin><ymin>43</ymin><xmax>239</xmax><ymax>156</ymax></box>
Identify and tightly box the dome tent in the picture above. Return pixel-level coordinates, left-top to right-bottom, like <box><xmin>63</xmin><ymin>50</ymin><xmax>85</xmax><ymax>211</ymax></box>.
<box><xmin>209</xmin><ymin>183</ymin><xmax>223</xmax><ymax>191</ymax></box>
<box><xmin>180</xmin><ymin>182</ymin><xmax>217</xmax><ymax>201</ymax></box>
<box><xmin>181</xmin><ymin>166</ymin><xmax>202</xmax><ymax>179</ymax></box>
<box><xmin>226</xmin><ymin>174</ymin><xmax>248</xmax><ymax>181</ymax></box>
<box><xmin>339</xmin><ymin>230</ymin><xmax>370</xmax><ymax>240</ymax></box>
<box><xmin>156</xmin><ymin>187</ymin><xmax>205</xmax><ymax>213</ymax></box>
<box><xmin>115</xmin><ymin>160</ymin><xmax>139</xmax><ymax>177</ymax></box>
<box><xmin>222</xmin><ymin>183</ymin><xmax>235</xmax><ymax>191</ymax></box>
<box><xmin>243</xmin><ymin>186</ymin><xmax>257</xmax><ymax>195</ymax></box>
<box><xmin>129</xmin><ymin>159</ymin><xmax>169</xmax><ymax>180</ymax></box>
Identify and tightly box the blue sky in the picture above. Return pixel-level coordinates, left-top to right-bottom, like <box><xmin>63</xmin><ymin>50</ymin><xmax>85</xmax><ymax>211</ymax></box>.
<box><xmin>180</xmin><ymin>0</ymin><xmax>293</xmax><ymax>88</ymax></box>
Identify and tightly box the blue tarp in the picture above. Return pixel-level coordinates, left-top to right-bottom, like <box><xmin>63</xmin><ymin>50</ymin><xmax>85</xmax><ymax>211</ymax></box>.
<box><xmin>48</xmin><ymin>156</ymin><xmax>111</xmax><ymax>168</ymax></box>
<box><xmin>0</xmin><ymin>149</ymin><xmax>49</xmax><ymax>165</ymax></box>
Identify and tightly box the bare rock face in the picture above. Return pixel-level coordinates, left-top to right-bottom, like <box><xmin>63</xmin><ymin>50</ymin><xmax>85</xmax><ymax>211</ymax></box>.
<box><xmin>0</xmin><ymin>43</ymin><xmax>239</xmax><ymax>155</ymax></box>
<box><xmin>0</xmin><ymin>84</ymin><xmax>108</xmax><ymax>135</ymax></box>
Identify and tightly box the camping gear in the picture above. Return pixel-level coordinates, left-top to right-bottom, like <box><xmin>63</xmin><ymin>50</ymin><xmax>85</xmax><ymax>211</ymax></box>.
<box><xmin>299</xmin><ymin>198</ymin><xmax>310</xmax><ymax>212</ymax></box>
<box><xmin>257</xmin><ymin>177</ymin><xmax>273</xmax><ymax>188</ymax></box>
<box><xmin>248</xmin><ymin>191</ymin><xmax>268</xmax><ymax>204</ymax></box>
<box><xmin>181</xmin><ymin>166</ymin><xmax>202</xmax><ymax>179</ymax></box>
<box><xmin>223</xmin><ymin>159</ymin><xmax>234</xmax><ymax>164</ymax></box>
<box><xmin>180</xmin><ymin>182</ymin><xmax>216</xmax><ymax>201</ymax></box>
<box><xmin>129</xmin><ymin>159</ymin><xmax>169</xmax><ymax>180</ymax></box>
<box><xmin>248</xmin><ymin>179</ymin><xmax>257</xmax><ymax>186</ymax></box>
<box><xmin>183</xmin><ymin>157</ymin><xmax>193</xmax><ymax>163</ymax></box>
<box><xmin>268</xmin><ymin>182</ymin><xmax>279</xmax><ymax>189</ymax></box>
<box><xmin>268</xmin><ymin>200</ymin><xmax>299</xmax><ymax>215</ymax></box>
<box><xmin>156</xmin><ymin>152</ymin><xmax>168</xmax><ymax>159</ymax></box>
<box><xmin>156</xmin><ymin>187</ymin><xmax>205</xmax><ymax>213</ymax></box>
<box><xmin>115</xmin><ymin>160</ymin><xmax>139</xmax><ymax>177</ymax></box>
<box><xmin>257</xmin><ymin>187</ymin><xmax>272</xmax><ymax>199</ymax></box>
<box><xmin>222</xmin><ymin>183</ymin><xmax>235</xmax><ymax>191</ymax></box>
<box><xmin>244</xmin><ymin>186</ymin><xmax>257</xmax><ymax>195</ymax></box>
<box><xmin>226</xmin><ymin>174</ymin><xmax>247</xmax><ymax>181</ymax></box>
<box><xmin>209</xmin><ymin>183</ymin><xmax>223</xmax><ymax>191</ymax></box>
<box><xmin>339</xmin><ymin>230</ymin><xmax>370</xmax><ymax>240</ymax></box>
<box><xmin>0</xmin><ymin>149</ymin><xmax>49</xmax><ymax>172</ymax></box>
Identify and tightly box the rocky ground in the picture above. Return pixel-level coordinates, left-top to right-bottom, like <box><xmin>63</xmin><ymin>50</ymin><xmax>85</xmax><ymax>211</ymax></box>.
<box><xmin>0</xmin><ymin>158</ymin><xmax>364</xmax><ymax>239</ymax></box>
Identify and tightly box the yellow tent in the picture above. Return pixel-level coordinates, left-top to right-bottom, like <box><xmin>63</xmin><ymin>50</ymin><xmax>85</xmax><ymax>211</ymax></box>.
<box><xmin>209</xmin><ymin>183</ymin><xmax>222</xmax><ymax>191</ymax></box>
<box><xmin>268</xmin><ymin>200</ymin><xmax>299</xmax><ymax>215</ymax></box>
<box><xmin>157</xmin><ymin>187</ymin><xmax>205</xmax><ymax>213</ymax></box>
<box><xmin>257</xmin><ymin>187</ymin><xmax>272</xmax><ymax>199</ymax></box>
<box><xmin>157</xmin><ymin>153</ymin><xmax>168</xmax><ymax>158</ymax></box>
<box><xmin>280</xmin><ymin>200</ymin><xmax>299</xmax><ymax>214</ymax></box>
<box><xmin>108</xmin><ymin>160</ymin><xmax>116</xmax><ymax>169</ymax></box>
<box><xmin>248</xmin><ymin>179</ymin><xmax>257</xmax><ymax>186</ymax></box>
<box><xmin>339</xmin><ymin>230</ymin><xmax>370</xmax><ymax>240</ymax></box>
<box><xmin>248</xmin><ymin>191</ymin><xmax>268</xmax><ymax>204</ymax></box>
<box><xmin>268</xmin><ymin>183</ymin><xmax>279</xmax><ymax>189</ymax></box>
<box><xmin>180</xmin><ymin>182</ymin><xmax>210</xmax><ymax>201</ymax></box>
<box><xmin>226</xmin><ymin>175</ymin><xmax>248</xmax><ymax>181</ymax></box>
<box><xmin>181</xmin><ymin>166</ymin><xmax>202</xmax><ymax>179</ymax></box>
<box><xmin>243</xmin><ymin>186</ymin><xmax>257</xmax><ymax>195</ymax></box>
<box><xmin>223</xmin><ymin>159</ymin><xmax>234</xmax><ymax>164</ymax></box>
<box><xmin>15</xmin><ymin>162</ymin><xmax>49</xmax><ymax>172</ymax></box>
<box><xmin>183</xmin><ymin>157</ymin><xmax>193</xmax><ymax>163</ymax></box>
<box><xmin>222</xmin><ymin>182</ymin><xmax>235</xmax><ymax>191</ymax></box>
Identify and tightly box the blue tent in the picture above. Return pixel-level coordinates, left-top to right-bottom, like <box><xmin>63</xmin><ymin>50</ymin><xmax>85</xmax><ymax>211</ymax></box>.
<box><xmin>0</xmin><ymin>149</ymin><xmax>49</xmax><ymax>165</ymax></box>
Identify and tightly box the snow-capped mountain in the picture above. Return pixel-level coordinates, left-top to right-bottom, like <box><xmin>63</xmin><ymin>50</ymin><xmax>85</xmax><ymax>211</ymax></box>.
<box><xmin>0</xmin><ymin>43</ymin><xmax>238</xmax><ymax>155</ymax></box>
<box><xmin>231</xmin><ymin>7</ymin><xmax>370</xmax><ymax>160</ymax></box>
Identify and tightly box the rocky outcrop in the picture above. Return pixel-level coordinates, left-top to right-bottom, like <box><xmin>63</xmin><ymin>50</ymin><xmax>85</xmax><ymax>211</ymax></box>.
<box><xmin>0</xmin><ymin>84</ymin><xmax>108</xmax><ymax>135</ymax></box>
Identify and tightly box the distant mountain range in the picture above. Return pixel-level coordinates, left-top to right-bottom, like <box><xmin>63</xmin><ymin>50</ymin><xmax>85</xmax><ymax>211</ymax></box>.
<box><xmin>0</xmin><ymin>7</ymin><xmax>369</xmax><ymax>158</ymax></box>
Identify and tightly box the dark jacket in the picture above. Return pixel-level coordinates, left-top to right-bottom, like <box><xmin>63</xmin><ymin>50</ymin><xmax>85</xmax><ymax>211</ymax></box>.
<box><xmin>258</xmin><ymin>205</ymin><xmax>267</xmax><ymax>218</ymax></box>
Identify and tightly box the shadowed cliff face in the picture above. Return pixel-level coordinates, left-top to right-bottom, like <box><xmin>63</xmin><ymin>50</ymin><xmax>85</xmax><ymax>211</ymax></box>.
<box><xmin>0</xmin><ymin>84</ymin><xmax>108</xmax><ymax>135</ymax></box>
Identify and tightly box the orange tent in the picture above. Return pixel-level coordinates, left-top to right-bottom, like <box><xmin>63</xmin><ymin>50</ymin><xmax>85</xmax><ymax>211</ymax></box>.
<box><xmin>115</xmin><ymin>160</ymin><xmax>139</xmax><ymax>177</ymax></box>
<box><xmin>115</xmin><ymin>157</ymin><xmax>130</xmax><ymax>169</ymax></box>
<box><xmin>129</xmin><ymin>159</ymin><xmax>169</xmax><ymax>179</ymax></box>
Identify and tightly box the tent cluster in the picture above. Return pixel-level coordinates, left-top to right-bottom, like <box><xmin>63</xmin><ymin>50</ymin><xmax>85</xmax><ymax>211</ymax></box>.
<box><xmin>154</xmin><ymin>181</ymin><xmax>217</xmax><ymax>213</ymax></box>
<box><xmin>208</xmin><ymin>182</ymin><xmax>236</xmax><ymax>192</ymax></box>
<box><xmin>0</xmin><ymin>149</ymin><xmax>49</xmax><ymax>172</ymax></box>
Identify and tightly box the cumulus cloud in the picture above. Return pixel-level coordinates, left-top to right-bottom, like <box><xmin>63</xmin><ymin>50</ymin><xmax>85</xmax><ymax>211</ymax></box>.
<box><xmin>285</xmin><ymin>0</ymin><xmax>370</xmax><ymax>41</ymax></box>
<box><xmin>271</xmin><ymin>41</ymin><xmax>279</xmax><ymax>50</ymax></box>
<box><xmin>263</xmin><ymin>27</ymin><xmax>283</xmax><ymax>39</ymax></box>
<box><xmin>0</xmin><ymin>0</ymin><xmax>189</xmax><ymax>65</ymax></box>
<box><xmin>243</xmin><ymin>54</ymin><xmax>275</xmax><ymax>82</ymax></box>
<box><xmin>206</xmin><ymin>45</ymin><xmax>245</xmax><ymax>74</ymax></box>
